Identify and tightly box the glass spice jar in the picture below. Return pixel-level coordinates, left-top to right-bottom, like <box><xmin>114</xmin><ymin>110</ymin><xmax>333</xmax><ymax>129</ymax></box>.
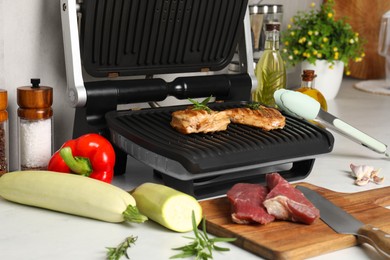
<box><xmin>0</xmin><ymin>89</ymin><xmax>9</xmax><ymax>176</ymax></box>
<box><xmin>17</xmin><ymin>78</ymin><xmax>53</xmax><ymax>170</ymax></box>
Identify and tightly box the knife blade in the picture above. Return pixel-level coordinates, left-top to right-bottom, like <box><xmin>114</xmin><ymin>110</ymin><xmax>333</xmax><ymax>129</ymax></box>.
<box><xmin>296</xmin><ymin>185</ymin><xmax>390</xmax><ymax>257</ymax></box>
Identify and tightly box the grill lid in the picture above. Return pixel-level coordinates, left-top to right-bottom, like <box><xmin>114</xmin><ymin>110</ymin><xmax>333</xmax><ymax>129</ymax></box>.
<box><xmin>79</xmin><ymin>0</ymin><xmax>249</xmax><ymax>77</ymax></box>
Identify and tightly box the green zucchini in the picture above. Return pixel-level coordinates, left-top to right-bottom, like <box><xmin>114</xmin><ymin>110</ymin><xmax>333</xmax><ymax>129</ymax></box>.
<box><xmin>131</xmin><ymin>182</ymin><xmax>202</xmax><ymax>232</ymax></box>
<box><xmin>0</xmin><ymin>171</ymin><xmax>147</xmax><ymax>223</ymax></box>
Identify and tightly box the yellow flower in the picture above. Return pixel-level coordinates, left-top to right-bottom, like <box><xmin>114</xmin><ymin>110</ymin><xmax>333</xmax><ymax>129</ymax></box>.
<box><xmin>308</xmin><ymin>30</ymin><xmax>313</xmax><ymax>36</ymax></box>
<box><xmin>284</xmin><ymin>41</ymin><xmax>289</xmax><ymax>46</ymax></box>
<box><xmin>290</xmin><ymin>31</ymin><xmax>295</xmax><ymax>36</ymax></box>
<box><xmin>334</xmin><ymin>52</ymin><xmax>339</xmax><ymax>59</ymax></box>
<box><xmin>349</xmin><ymin>39</ymin><xmax>355</xmax><ymax>44</ymax></box>
<box><xmin>333</xmin><ymin>47</ymin><xmax>338</xmax><ymax>52</ymax></box>
<box><xmin>298</xmin><ymin>37</ymin><xmax>307</xmax><ymax>44</ymax></box>
<box><xmin>288</xmin><ymin>55</ymin><xmax>294</xmax><ymax>60</ymax></box>
<box><xmin>329</xmin><ymin>65</ymin><xmax>334</xmax><ymax>69</ymax></box>
<box><xmin>317</xmin><ymin>53</ymin><xmax>323</xmax><ymax>58</ymax></box>
<box><xmin>307</xmin><ymin>41</ymin><xmax>313</xmax><ymax>46</ymax></box>
<box><xmin>355</xmin><ymin>57</ymin><xmax>362</xmax><ymax>62</ymax></box>
<box><xmin>310</xmin><ymin>2</ymin><xmax>316</xmax><ymax>8</ymax></box>
<box><xmin>293</xmin><ymin>49</ymin><xmax>299</xmax><ymax>55</ymax></box>
<box><xmin>361</xmin><ymin>52</ymin><xmax>366</xmax><ymax>57</ymax></box>
<box><xmin>345</xmin><ymin>70</ymin><xmax>351</xmax><ymax>76</ymax></box>
<box><xmin>312</xmin><ymin>50</ymin><xmax>318</xmax><ymax>55</ymax></box>
<box><xmin>322</xmin><ymin>37</ymin><xmax>328</xmax><ymax>43</ymax></box>
<box><xmin>328</xmin><ymin>13</ymin><xmax>333</xmax><ymax>19</ymax></box>
<box><xmin>314</xmin><ymin>31</ymin><xmax>319</xmax><ymax>36</ymax></box>
<box><xmin>288</xmin><ymin>24</ymin><xmax>292</xmax><ymax>29</ymax></box>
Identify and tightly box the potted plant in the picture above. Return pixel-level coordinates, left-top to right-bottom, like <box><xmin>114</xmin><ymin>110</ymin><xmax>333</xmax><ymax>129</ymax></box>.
<box><xmin>281</xmin><ymin>0</ymin><xmax>365</xmax><ymax>99</ymax></box>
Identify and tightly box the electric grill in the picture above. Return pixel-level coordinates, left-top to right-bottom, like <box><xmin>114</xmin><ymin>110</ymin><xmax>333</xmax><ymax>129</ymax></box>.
<box><xmin>60</xmin><ymin>0</ymin><xmax>334</xmax><ymax>198</ymax></box>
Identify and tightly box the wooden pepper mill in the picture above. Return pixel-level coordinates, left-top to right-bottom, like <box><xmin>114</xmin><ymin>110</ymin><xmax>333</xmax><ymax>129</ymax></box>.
<box><xmin>17</xmin><ymin>78</ymin><xmax>53</xmax><ymax>170</ymax></box>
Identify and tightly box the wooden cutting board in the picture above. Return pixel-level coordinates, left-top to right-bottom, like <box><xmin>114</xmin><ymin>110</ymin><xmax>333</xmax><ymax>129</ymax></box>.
<box><xmin>199</xmin><ymin>183</ymin><xmax>390</xmax><ymax>259</ymax></box>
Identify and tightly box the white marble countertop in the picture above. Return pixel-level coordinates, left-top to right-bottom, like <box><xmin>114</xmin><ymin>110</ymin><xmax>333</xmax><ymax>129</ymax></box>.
<box><xmin>1</xmin><ymin>77</ymin><xmax>389</xmax><ymax>259</ymax></box>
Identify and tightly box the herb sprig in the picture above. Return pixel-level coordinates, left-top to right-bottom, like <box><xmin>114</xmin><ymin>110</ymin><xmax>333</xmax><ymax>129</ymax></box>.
<box><xmin>188</xmin><ymin>96</ymin><xmax>212</xmax><ymax>113</ymax></box>
<box><xmin>106</xmin><ymin>235</ymin><xmax>137</xmax><ymax>260</ymax></box>
<box><xmin>247</xmin><ymin>102</ymin><xmax>264</xmax><ymax>110</ymax></box>
<box><xmin>170</xmin><ymin>211</ymin><xmax>236</xmax><ymax>260</ymax></box>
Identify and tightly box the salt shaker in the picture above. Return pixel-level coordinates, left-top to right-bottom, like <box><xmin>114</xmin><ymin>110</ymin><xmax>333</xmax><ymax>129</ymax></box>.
<box><xmin>17</xmin><ymin>78</ymin><xmax>53</xmax><ymax>170</ymax></box>
<box><xmin>0</xmin><ymin>89</ymin><xmax>9</xmax><ymax>175</ymax></box>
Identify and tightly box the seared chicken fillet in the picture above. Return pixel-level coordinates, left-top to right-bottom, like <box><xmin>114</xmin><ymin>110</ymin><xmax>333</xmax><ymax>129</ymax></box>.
<box><xmin>225</xmin><ymin>106</ymin><xmax>285</xmax><ymax>131</ymax></box>
<box><xmin>170</xmin><ymin>109</ymin><xmax>230</xmax><ymax>134</ymax></box>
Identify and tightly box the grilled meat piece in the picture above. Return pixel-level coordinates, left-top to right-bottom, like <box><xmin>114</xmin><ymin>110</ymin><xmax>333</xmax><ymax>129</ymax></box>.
<box><xmin>226</xmin><ymin>106</ymin><xmax>285</xmax><ymax>131</ymax></box>
<box><xmin>170</xmin><ymin>109</ymin><xmax>230</xmax><ymax>134</ymax></box>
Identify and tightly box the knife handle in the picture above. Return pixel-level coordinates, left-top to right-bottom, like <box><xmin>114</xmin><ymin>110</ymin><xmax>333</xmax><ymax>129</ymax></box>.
<box><xmin>357</xmin><ymin>224</ymin><xmax>390</xmax><ymax>257</ymax></box>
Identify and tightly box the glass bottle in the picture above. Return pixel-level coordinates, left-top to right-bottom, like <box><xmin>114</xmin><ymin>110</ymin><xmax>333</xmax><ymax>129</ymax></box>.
<box><xmin>296</xmin><ymin>70</ymin><xmax>328</xmax><ymax>111</ymax></box>
<box><xmin>17</xmin><ymin>78</ymin><xmax>54</xmax><ymax>170</ymax></box>
<box><xmin>253</xmin><ymin>22</ymin><xmax>286</xmax><ymax>107</ymax></box>
<box><xmin>0</xmin><ymin>89</ymin><xmax>9</xmax><ymax>176</ymax></box>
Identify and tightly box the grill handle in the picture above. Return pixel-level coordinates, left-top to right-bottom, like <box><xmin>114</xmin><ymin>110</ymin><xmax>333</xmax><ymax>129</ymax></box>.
<box><xmin>85</xmin><ymin>73</ymin><xmax>252</xmax><ymax>106</ymax></box>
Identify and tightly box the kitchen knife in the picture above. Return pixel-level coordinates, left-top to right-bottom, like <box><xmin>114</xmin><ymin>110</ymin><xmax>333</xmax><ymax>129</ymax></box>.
<box><xmin>296</xmin><ymin>185</ymin><xmax>390</xmax><ymax>258</ymax></box>
<box><xmin>273</xmin><ymin>89</ymin><xmax>390</xmax><ymax>158</ymax></box>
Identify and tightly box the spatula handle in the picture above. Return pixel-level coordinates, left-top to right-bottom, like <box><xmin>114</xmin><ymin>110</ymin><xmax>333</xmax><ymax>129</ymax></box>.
<box><xmin>357</xmin><ymin>224</ymin><xmax>390</xmax><ymax>257</ymax></box>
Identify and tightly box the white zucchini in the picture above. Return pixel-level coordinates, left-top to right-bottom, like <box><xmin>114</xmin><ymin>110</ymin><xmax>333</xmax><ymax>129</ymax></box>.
<box><xmin>131</xmin><ymin>182</ymin><xmax>202</xmax><ymax>232</ymax></box>
<box><xmin>0</xmin><ymin>171</ymin><xmax>147</xmax><ymax>223</ymax></box>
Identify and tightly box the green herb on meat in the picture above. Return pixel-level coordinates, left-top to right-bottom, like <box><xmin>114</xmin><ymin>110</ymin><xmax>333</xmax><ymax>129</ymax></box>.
<box><xmin>170</xmin><ymin>211</ymin><xmax>236</xmax><ymax>260</ymax></box>
<box><xmin>247</xmin><ymin>102</ymin><xmax>264</xmax><ymax>110</ymax></box>
<box><xmin>106</xmin><ymin>235</ymin><xmax>137</xmax><ymax>260</ymax></box>
<box><xmin>188</xmin><ymin>96</ymin><xmax>212</xmax><ymax>113</ymax></box>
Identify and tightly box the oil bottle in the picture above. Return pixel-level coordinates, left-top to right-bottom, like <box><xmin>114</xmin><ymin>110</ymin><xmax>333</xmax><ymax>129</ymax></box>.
<box><xmin>296</xmin><ymin>70</ymin><xmax>328</xmax><ymax>111</ymax></box>
<box><xmin>253</xmin><ymin>22</ymin><xmax>286</xmax><ymax>107</ymax></box>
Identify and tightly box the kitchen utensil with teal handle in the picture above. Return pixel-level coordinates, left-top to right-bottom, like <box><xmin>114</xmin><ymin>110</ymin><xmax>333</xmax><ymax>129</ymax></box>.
<box><xmin>274</xmin><ymin>89</ymin><xmax>389</xmax><ymax>157</ymax></box>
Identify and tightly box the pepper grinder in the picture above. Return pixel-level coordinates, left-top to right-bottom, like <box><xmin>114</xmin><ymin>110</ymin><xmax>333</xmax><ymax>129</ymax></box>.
<box><xmin>0</xmin><ymin>89</ymin><xmax>9</xmax><ymax>175</ymax></box>
<box><xmin>17</xmin><ymin>78</ymin><xmax>53</xmax><ymax>170</ymax></box>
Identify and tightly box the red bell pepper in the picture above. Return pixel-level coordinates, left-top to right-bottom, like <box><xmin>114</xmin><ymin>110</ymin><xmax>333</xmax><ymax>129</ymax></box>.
<box><xmin>48</xmin><ymin>133</ymin><xmax>116</xmax><ymax>183</ymax></box>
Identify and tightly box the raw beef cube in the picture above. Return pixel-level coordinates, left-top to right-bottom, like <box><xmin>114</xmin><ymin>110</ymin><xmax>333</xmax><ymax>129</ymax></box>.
<box><xmin>227</xmin><ymin>183</ymin><xmax>275</xmax><ymax>224</ymax></box>
<box><xmin>263</xmin><ymin>173</ymin><xmax>320</xmax><ymax>224</ymax></box>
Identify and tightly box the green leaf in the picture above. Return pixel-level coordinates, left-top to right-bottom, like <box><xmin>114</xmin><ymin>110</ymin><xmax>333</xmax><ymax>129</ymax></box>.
<box><xmin>170</xmin><ymin>211</ymin><xmax>237</xmax><ymax>259</ymax></box>
<box><xmin>106</xmin><ymin>236</ymin><xmax>137</xmax><ymax>260</ymax></box>
<box><xmin>188</xmin><ymin>96</ymin><xmax>212</xmax><ymax>113</ymax></box>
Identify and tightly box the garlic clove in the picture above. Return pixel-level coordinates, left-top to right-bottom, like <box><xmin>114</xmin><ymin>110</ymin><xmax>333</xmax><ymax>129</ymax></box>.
<box><xmin>350</xmin><ymin>164</ymin><xmax>383</xmax><ymax>186</ymax></box>
<box><xmin>355</xmin><ymin>176</ymin><xmax>370</xmax><ymax>186</ymax></box>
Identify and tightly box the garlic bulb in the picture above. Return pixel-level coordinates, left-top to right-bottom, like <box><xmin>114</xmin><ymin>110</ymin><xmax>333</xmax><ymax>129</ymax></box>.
<box><xmin>350</xmin><ymin>164</ymin><xmax>383</xmax><ymax>186</ymax></box>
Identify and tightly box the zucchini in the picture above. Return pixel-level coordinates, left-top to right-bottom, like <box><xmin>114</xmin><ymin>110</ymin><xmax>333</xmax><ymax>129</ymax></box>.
<box><xmin>0</xmin><ymin>171</ymin><xmax>147</xmax><ymax>223</ymax></box>
<box><xmin>131</xmin><ymin>182</ymin><xmax>202</xmax><ymax>232</ymax></box>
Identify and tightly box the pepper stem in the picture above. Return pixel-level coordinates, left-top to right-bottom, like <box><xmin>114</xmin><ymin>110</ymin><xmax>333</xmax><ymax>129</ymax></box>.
<box><xmin>59</xmin><ymin>147</ymin><xmax>93</xmax><ymax>176</ymax></box>
<box><xmin>122</xmin><ymin>205</ymin><xmax>148</xmax><ymax>223</ymax></box>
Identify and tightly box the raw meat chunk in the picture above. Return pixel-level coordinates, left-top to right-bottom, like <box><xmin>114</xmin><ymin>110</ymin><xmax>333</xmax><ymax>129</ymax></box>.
<box><xmin>263</xmin><ymin>173</ymin><xmax>320</xmax><ymax>224</ymax></box>
<box><xmin>227</xmin><ymin>183</ymin><xmax>275</xmax><ymax>224</ymax></box>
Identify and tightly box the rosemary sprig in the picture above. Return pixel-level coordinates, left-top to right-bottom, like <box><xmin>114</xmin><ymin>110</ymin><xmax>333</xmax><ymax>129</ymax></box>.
<box><xmin>106</xmin><ymin>235</ymin><xmax>137</xmax><ymax>260</ymax></box>
<box><xmin>170</xmin><ymin>211</ymin><xmax>236</xmax><ymax>260</ymax></box>
<box><xmin>188</xmin><ymin>96</ymin><xmax>212</xmax><ymax>113</ymax></box>
<box><xmin>247</xmin><ymin>102</ymin><xmax>264</xmax><ymax>110</ymax></box>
